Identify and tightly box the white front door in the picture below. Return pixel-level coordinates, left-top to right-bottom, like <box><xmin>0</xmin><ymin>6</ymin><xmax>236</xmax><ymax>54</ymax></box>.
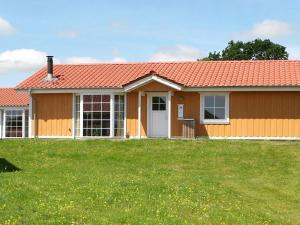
<box><xmin>148</xmin><ymin>94</ymin><xmax>168</xmax><ymax>137</ymax></box>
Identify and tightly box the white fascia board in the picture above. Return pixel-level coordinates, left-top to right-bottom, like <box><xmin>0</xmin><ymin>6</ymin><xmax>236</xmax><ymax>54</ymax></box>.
<box><xmin>21</xmin><ymin>88</ymin><xmax>124</xmax><ymax>94</ymax></box>
<box><xmin>124</xmin><ymin>75</ymin><xmax>182</xmax><ymax>92</ymax></box>
<box><xmin>184</xmin><ymin>86</ymin><xmax>300</xmax><ymax>92</ymax></box>
<box><xmin>17</xmin><ymin>85</ymin><xmax>300</xmax><ymax>94</ymax></box>
<box><xmin>0</xmin><ymin>106</ymin><xmax>29</xmax><ymax>110</ymax></box>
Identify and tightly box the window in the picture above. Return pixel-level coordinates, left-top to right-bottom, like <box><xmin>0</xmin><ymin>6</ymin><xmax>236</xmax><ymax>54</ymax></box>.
<box><xmin>82</xmin><ymin>95</ymin><xmax>110</xmax><ymax>137</ymax></box>
<box><xmin>152</xmin><ymin>96</ymin><xmax>166</xmax><ymax>111</ymax></box>
<box><xmin>200</xmin><ymin>94</ymin><xmax>229</xmax><ymax>124</ymax></box>
<box><xmin>5</xmin><ymin>110</ymin><xmax>23</xmax><ymax>137</ymax></box>
<box><xmin>25</xmin><ymin>110</ymin><xmax>29</xmax><ymax>137</ymax></box>
<box><xmin>74</xmin><ymin>95</ymin><xmax>80</xmax><ymax>137</ymax></box>
<box><xmin>114</xmin><ymin>95</ymin><xmax>125</xmax><ymax>137</ymax></box>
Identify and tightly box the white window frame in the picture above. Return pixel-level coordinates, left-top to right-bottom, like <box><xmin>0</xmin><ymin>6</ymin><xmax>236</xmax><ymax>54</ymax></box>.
<box><xmin>2</xmin><ymin>107</ymin><xmax>29</xmax><ymax>138</ymax></box>
<box><xmin>80</xmin><ymin>94</ymin><xmax>112</xmax><ymax>138</ymax></box>
<box><xmin>113</xmin><ymin>94</ymin><xmax>125</xmax><ymax>138</ymax></box>
<box><xmin>200</xmin><ymin>93</ymin><xmax>230</xmax><ymax>124</ymax></box>
<box><xmin>74</xmin><ymin>93</ymin><xmax>126</xmax><ymax>138</ymax></box>
<box><xmin>0</xmin><ymin>109</ymin><xmax>3</xmax><ymax>139</ymax></box>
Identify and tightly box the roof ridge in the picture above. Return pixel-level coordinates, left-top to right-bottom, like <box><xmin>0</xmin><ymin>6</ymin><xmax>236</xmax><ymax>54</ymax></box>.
<box><xmin>0</xmin><ymin>87</ymin><xmax>16</xmax><ymax>89</ymax></box>
<box><xmin>50</xmin><ymin>60</ymin><xmax>300</xmax><ymax>67</ymax></box>
<box><xmin>53</xmin><ymin>61</ymin><xmax>200</xmax><ymax>66</ymax></box>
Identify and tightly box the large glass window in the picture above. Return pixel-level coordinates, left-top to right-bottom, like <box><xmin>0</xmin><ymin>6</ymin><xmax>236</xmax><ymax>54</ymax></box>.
<box><xmin>201</xmin><ymin>94</ymin><xmax>229</xmax><ymax>124</ymax></box>
<box><xmin>114</xmin><ymin>95</ymin><xmax>124</xmax><ymax>137</ymax></box>
<box><xmin>25</xmin><ymin>110</ymin><xmax>29</xmax><ymax>137</ymax></box>
<box><xmin>5</xmin><ymin>110</ymin><xmax>23</xmax><ymax>138</ymax></box>
<box><xmin>75</xmin><ymin>95</ymin><xmax>80</xmax><ymax>137</ymax></box>
<box><xmin>83</xmin><ymin>95</ymin><xmax>110</xmax><ymax>137</ymax></box>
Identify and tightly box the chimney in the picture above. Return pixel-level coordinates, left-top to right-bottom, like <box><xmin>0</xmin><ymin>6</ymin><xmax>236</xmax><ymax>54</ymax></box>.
<box><xmin>46</xmin><ymin>56</ymin><xmax>54</xmax><ymax>80</ymax></box>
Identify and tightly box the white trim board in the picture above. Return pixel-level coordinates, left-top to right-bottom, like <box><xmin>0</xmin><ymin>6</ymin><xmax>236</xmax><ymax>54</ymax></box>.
<box><xmin>17</xmin><ymin>86</ymin><xmax>300</xmax><ymax>94</ymax></box>
<box><xmin>0</xmin><ymin>109</ymin><xmax>2</xmax><ymax>139</ymax></box>
<box><xmin>17</xmin><ymin>88</ymin><xmax>123</xmax><ymax>94</ymax></box>
<box><xmin>0</xmin><ymin>106</ymin><xmax>29</xmax><ymax>110</ymax></box>
<box><xmin>188</xmin><ymin>87</ymin><xmax>300</xmax><ymax>92</ymax></box>
<box><xmin>206</xmin><ymin>136</ymin><xmax>300</xmax><ymax>140</ymax></box>
<box><xmin>124</xmin><ymin>75</ymin><xmax>182</xmax><ymax>92</ymax></box>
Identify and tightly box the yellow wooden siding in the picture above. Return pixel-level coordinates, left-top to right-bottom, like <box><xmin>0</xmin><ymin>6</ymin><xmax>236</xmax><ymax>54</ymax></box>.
<box><xmin>126</xmin><ymin>89</ymin><xmax>300</xmax><ymax>138</ymax></box>
<box><xmin>32</xmin><ymin>94</ymin><xmax>73</xmax><ymax>137</ymax></box>
<box><xmin>171</xmin><ymin>92</ymin><xmax>200</xmax><ymax>137</ymax></box>
<box><xmin>126</xmin><ymin>92</ymin><xmax>138</xmax><ymax>137</ymax></box>
<box><xmin>200</xmin><ymin>92</ymin><xmax>300</xmax><ymax>137</ymax></box>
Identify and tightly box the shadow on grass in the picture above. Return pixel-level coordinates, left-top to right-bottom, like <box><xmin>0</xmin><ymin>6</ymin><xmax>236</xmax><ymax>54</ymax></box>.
<box><xmin>0</xmin><ymin>158</ymin><xmax>21</xmax><ymax>173</ymax></box>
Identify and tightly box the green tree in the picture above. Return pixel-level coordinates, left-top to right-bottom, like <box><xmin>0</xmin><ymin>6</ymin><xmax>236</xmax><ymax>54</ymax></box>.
<box><xmin>201</xmin><ymin>39</ymin><xmax>288</xmax><ymax>61</ymax></box>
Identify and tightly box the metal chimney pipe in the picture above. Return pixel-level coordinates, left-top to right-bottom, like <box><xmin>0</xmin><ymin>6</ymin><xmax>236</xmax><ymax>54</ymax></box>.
<box><xmin>47</xmin><ymin>56</ymin><xmax>54</xmax><ymax>80</ymax></box>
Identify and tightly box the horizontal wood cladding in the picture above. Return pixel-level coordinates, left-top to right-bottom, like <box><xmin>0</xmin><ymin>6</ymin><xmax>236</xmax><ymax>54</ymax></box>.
<box><xmin>200</xmin><ymin>92</ymin><xmax>300</xmax><ymax>137</ymax></box>
<box><xmin>32</xmin><ymin>94</ymin><xmax>73</xmax><ymax>137</ymax></box>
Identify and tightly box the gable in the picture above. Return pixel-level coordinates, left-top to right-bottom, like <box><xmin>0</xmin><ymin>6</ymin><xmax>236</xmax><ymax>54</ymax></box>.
<box><xmin>134</xmin><ymin>81</ymin><xmax>178</xmax><ymax>92</ymax></box>
<box><xmin>123</xmin><ymin>73</ymin><xmax>183</xmax><ymax>92</ymax></box>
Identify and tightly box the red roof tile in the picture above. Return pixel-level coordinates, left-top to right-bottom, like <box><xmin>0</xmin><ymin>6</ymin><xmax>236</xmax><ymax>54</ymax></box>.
<box><xmin>0</xmin><ymin>88</ymin><xmax>29</xmax><ymax>107</ymax></box>
<box><xmin>16</xmin><ymin>60</ymin><xmax>300</xmax><ymax>89</ymax></box>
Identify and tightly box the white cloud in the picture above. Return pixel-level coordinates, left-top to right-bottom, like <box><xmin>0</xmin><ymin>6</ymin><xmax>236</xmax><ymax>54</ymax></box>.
<box><xmin>64</xmin><ymin>56</ymin><xmax>127</xmax><ymax>64</ymax></box>
<box><xmin>0</xmin><ymin>49</ymin><xmax>48</xmax><ymax>75</ymax></box>
<box><xmin>58</xmin><ymin>31</ymin><xmax>80</xmax><ymax>39</ymax></box>
<box><xmin>150</xmin><ymin>45</ymin><xmax>203</xmax><ymax>62</ymax></box>
<box><xmin>0</xmin><ymin>17</ymin><xmax>14</xmax><ymax>36</ymax></box>
<box><xmin>236</xmin><ymin>20</ymin><xmax>294</xmax><ymax>40</ymax></box>
<box><xmin>0</xmin><ymin>48</ymin><xmax>128</xmax><ymax>77</ymax></box>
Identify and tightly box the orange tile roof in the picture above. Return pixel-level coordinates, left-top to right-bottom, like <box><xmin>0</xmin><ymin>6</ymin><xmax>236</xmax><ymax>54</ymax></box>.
<box><xmin>16</xmin><ymin>60</ymin><xmax>300</xmax><ymax>89</ymax></box>
<box><xmin>0</xmin><ymin>88</ymin><xmax>29</xmax><ymax>107</ymax></box>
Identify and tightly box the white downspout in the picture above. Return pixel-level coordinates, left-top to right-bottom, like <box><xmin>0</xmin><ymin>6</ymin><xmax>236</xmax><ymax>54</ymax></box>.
<box><xmin>138</xmin><ymin>91</ymin><xmax>142</xmax><ymax>138</ymax></box>
<box><xmin>168</xmin><ymin>91</ymin><xmax>172</xmax><ymax>139</ymax></box>
<box><xmin>124</xmin><ymin>93</ymin><xmax>127</xmax><ymax>139</ymax></box>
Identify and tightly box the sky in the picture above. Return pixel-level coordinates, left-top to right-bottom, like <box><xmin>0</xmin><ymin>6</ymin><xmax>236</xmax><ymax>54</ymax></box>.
<box><xmin>0</xmin><ymin>0</ymin><xmax>300</xmax><ymax>86</ymax></box>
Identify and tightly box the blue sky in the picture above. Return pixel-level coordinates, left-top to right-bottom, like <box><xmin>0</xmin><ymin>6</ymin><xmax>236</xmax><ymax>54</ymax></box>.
<box><xmin>1</xmin><ymin>0</ymin><xmax>300</xmax><ymax>86</ymax></box>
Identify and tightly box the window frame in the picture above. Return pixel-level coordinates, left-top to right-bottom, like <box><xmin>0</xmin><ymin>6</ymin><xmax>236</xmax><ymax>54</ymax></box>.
<box><xmin>151</xmin><ymin>96</ymin><xmax>167</xmax><ymax>111</ymax></box>
<box><xmin>114</xmin><ymin>95</ymin><xmax>125</xmax><ymax>137</ymax></box>
<box><xmin>75</xmin><ymin>93</ymin><xmax>125</xmax><ymax>138</ymax></box>
<box><xmin>81</xmin><ymin>94</ymin><xmax>112</xmax><ymax>137</ymax></box>
<box><xmin>2</xmin><ymin>108</ymin><xmax>29</xmax><ymax>138</ymax></box>
<box><xmin>200</xmin><ymin>93</ymin><xmax>230</xmax><ymax>125</ymax></box>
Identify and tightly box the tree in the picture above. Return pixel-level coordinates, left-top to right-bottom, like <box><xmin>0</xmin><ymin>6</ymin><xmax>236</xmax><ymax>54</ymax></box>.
<box><xmin>201</xmin><ymin>39</ymin><xmax>288</xmax><ymax>61</ymax></box>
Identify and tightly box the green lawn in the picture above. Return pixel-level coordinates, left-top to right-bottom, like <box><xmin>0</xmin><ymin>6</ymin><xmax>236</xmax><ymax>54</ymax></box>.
<box><xmin>0</xmin><ymin>139</ymin><xmax>299</xmax><ymax>225</ymax></box>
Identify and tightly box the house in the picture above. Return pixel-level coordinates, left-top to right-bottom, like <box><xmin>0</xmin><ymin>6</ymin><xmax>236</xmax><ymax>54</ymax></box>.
<box><xmin>12</xmin><ymin>56</ymin><xmax>300</xmax><ymax>140</ymax></box>
<box><xmin>0</xmin><ymin>88</ymin><xmax>29</xmax><ymax>138</ymax></box>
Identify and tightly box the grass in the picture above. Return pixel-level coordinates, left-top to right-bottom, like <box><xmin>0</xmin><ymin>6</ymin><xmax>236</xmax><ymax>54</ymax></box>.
<box><xmin>0</xmin><ymin>139</ymin><xmax>299</xmax><ymax>225</ymax></box>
